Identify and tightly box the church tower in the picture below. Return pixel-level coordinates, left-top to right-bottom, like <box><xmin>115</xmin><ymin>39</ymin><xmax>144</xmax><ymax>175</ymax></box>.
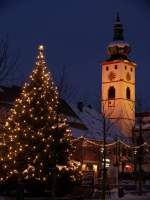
<box><xmin>101</xmin><ymin>14</ymin><xmax>136</xmax><ymax>137</ymax></box>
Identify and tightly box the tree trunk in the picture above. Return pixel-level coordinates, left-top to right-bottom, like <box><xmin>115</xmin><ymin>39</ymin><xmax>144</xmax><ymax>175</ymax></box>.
<box><xmin>51</xmin><ymin>168</ymin><xmax>57</xmax><ymax>200</ymax></box>
<box><xmin>16</xmin><ymin>182</ymin><xmax>24</xmax><ymax>200</ymax></box>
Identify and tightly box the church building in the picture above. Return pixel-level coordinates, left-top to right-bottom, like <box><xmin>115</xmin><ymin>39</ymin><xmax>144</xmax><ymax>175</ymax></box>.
<box><xmin>101</xmin><ymin>14</ymin><xmax>136</xmax><ymax>138</ymax></box>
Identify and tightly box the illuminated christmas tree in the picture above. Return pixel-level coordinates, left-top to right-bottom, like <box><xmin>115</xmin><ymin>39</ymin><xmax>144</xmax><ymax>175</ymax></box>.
<box><xmin>0</xmin><ymin>45</ymin><xmax>75</xmax><ymax>186</ymax></box>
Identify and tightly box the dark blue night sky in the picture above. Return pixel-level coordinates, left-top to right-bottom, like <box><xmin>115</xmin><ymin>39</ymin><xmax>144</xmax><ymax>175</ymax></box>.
<box><xmin>0</xmin><ymin>0</ymin><xmax>150</xmax><ymax>108</ymax></box>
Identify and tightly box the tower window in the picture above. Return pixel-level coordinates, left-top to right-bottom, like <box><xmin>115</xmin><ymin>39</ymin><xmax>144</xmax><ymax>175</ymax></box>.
<box><xmin>108</xmin><ymin>86</ymin><xmax>115</xmax><ymax>99</ymax></box>
<box><xmin>115</xmin><ymin>65</ymin><xmax>117</xmax><ymax>69</ymax></box>
<box><xmin>125</xmin><ymin>66</ymin><xmax>127</xmax><ymax>70</ymax></box>
<box><xmin>126</xmin><ymin>87</ymin><xmax>131</xmax><ymax>100</ymax></box>
<box><xmin>131</xmin><ymin>68</ymin><xmax>133</xmax><ymax>72</ymax></box>
<box><xmin>106</xmin><ymin>66</ymin><xmax>109</xmax><ymax>71</ymax></box>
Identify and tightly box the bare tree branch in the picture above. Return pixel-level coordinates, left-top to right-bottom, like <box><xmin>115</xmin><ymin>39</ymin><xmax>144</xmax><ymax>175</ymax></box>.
<box><xmin>0</xmin><ymin>36</ymin><xmax>19</xmax><ymax>84</ymax></box>
<box><xmin>57</xmin><ymin>65</ymin><xmax>77</xmax><ymax>102</ymax></box>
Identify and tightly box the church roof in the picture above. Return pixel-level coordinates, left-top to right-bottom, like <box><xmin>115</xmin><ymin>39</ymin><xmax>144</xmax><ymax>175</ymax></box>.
<box><xmin>107</xmin><ymin>13</ymin><xmax>131</xmax><ymax>61</ymax></box>
<box><xmin>68</xmin><ymin>102</ymin><xmax>129</xmax><ymax>143</ymax></box>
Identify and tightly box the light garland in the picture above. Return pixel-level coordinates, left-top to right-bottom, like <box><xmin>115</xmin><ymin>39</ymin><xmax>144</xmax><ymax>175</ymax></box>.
<box><xmin>72</xmin><ymin>136</ymin><xmax>150</xmax><ymax>150</ymax></box>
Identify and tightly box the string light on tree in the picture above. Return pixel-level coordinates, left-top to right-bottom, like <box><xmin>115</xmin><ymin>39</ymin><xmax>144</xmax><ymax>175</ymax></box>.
<box><xmin>0</xmin><ymin>45</ymin><xmax>81</xmax><ymax>186</ymax></box>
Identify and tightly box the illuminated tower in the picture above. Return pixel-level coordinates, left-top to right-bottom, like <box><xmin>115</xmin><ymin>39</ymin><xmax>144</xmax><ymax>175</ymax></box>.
<box><xmin>101</xmin><ymin>14</ymin><xmax>136</xmax><ymax>137</ymax></box>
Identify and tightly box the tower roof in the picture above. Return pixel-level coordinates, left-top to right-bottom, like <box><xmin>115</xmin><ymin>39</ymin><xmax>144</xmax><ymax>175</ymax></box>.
<box><xmin>113</xmin><ymin>12</ymin><xmax>124</xmax><ymax>41</ymax></box>
<box><xmin>107</xmin><ymin>14</ymin><xmax>131</xmax><ymax>61</ymax></box>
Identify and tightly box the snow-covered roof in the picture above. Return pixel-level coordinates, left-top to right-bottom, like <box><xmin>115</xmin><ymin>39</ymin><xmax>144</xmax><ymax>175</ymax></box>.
<box><xmin>68</xmin><ymin>102</ymin><xmax>129</xmax><ymax>143</ymax></box>
<box><xmin>135</xmin><ymin>113</ymin><xmax>150</xmax><ymax>131</ymax></box>
<box><xmin>108</xmin><ymin>40</ymin><xmax>130</xmax><ymax>48</ymax></box>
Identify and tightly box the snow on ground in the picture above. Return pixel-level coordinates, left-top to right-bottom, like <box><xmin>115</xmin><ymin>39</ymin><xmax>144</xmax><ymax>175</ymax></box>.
<box><xmin>107</xmin><ymin>188</ymin><xmax>150</xmax><ymax>200</ymax></box>
<box><xmin>0</xmin><ymin>193</ymin><xmax>150</xmax><ymax>200</ymax></box>
<box><xmin>112</xmin><ymin>193</ymin><xmax>150</xmax><ymax>200</ymax></box>
<box><xmin>1</xmin><ymin>192</ymin><xmax>150</xmax><ymax>200</ymax></box>
<box><xmin>0</xmin><ymin>189</ymin><xmax>150</xmax><ymax>200</ymax></box>
<box><xmin>90</xmin><ymin>188</ymin><xmax>150</xmax><ymax>200</ymax></box>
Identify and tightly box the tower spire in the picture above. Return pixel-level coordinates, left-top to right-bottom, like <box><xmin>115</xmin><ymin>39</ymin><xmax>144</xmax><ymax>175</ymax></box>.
<box><xmin>113</xmin><ymin>12</ymin><xmax>124</xmax><ymax>41</ymax></box>
<box><xmin>116</xmin><ymin>12</ymin><xmax>120</xmax><ymax>22</ymax></box>
<box><xmin>107</xmin><ymin>14</ymin><xmax>131</xmax><ymax>61</ymax></box>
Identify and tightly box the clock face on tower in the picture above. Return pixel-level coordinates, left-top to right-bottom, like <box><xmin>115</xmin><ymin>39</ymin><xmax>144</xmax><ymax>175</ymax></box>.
<box><xmin>126</xmin><ymin>72</ymin><xmax>131</xmax><ymax>81</ymax></box>
<box><xmin>108</xmin><ymin>71</ymin><xmax>116</xmax><ymax>81</ymax></box>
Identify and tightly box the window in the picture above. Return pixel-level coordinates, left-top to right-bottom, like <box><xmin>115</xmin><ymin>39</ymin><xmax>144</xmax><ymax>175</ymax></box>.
<box><xmin>126</xmin><ymin>87</ymin><xmax>131</xmax><ymax>100</ymax></box>
<box><xmin>106</xmin><ymin>66</ymin><xmax>109</xmax><ymax>71</ymax></box>
<box><xmin>108</xmin><ymin>86</ymin><xmax>115</xmax><ymax>99</ymax></box>
<box><xmin>125</xmin><ymin>66</ymin><xmax>127</xmax><ymax>70</ymax></box>
<box><xmin>131</xmin><ymin>68</ymin><xmax>133</xmax><ymax>72</ymax></box>
<box><xmin>115</xmin><ymin>65</ymin><xmax>117</xmax><ymax>69</ymax></box>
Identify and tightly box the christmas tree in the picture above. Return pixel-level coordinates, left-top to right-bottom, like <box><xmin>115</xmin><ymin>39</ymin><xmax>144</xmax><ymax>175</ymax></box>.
<box><xmin>0</xmin><ymin>45</ymin><xmax>75</xmax><ymax>186</ymax></box>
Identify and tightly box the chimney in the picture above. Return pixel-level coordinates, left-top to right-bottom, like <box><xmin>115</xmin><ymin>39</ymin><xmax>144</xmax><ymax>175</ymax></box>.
<box><xmin>77</xmin><ymin>102</ymin><xmax>84</xmax><ymax>112</ymax></box>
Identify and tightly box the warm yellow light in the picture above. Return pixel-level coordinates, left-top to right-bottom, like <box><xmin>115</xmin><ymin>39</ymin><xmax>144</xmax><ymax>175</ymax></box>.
<box><xmin>38</xmin><ymin>45</ymin><xmax>44</xmax><ymax>51</ymax></box>
<box><xmin>93</xmin><ymin>164</ymin><xmax>98</xmax><ymax>172</ymax></box>
<box><xmin>82</xmin><ymin>164</ymin><xmax>86</xmax><ymax>171</ymax></box>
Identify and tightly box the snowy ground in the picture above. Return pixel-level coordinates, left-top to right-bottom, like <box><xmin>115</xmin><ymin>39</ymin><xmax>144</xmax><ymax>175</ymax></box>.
<box><xmin>0</xmin><ymin>194</ymin><xmax>150</xmax><ymax>200</ymax></box>
<box><xmin>110</xmin><ymin>190</ymin><xmax>150</xmax><ymax>200</ymax></box>
<box><xmin>0</xmin><ymin>190</ymin><xmax>150</xmax><ymax>200</ymax></box>
<box><xmin>89</xmin><ymin>188</ymin><xmax>150</xmax><ymax>200</ymax></box>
